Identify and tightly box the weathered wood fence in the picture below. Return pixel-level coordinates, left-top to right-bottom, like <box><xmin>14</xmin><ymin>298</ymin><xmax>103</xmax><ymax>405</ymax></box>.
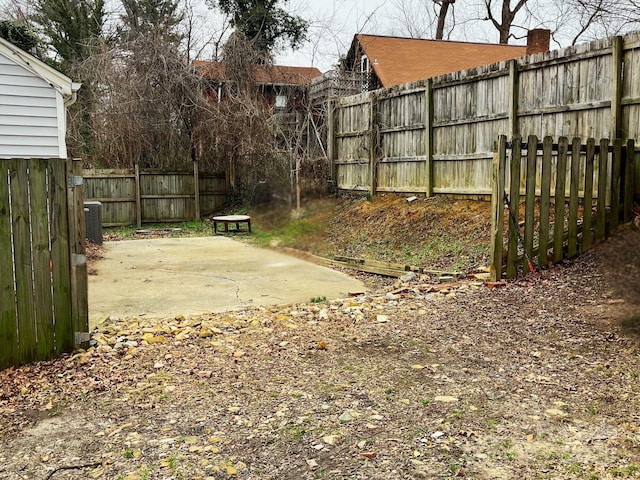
<box><xmin>490</xmin><ymin>135</ymin><xmax>636</xmax><ymax>281</ymax></box>
<box><xmin>1</xmin><ymin>158</ymin><xmax>88</xmax><ymax>370</ymax></box>
<box><xmin>328</xmin><ymin>31</ymin><xmax>640</xmax><ymax>196</ymax></box>
<box><xmin>83</xmin><ymin>164</ymin><xmax>227</xmax><ymax>227</ymax></box>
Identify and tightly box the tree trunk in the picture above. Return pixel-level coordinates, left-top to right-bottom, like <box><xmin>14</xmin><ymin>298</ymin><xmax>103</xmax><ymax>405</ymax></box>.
<box><xmin>435</xmin><ymin>0</ymin><xmax>455</xmax><ymax>40</ymax></box>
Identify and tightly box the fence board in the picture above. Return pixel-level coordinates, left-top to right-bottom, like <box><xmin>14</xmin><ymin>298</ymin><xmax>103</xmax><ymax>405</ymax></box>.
<box><xmin>610</xmin><ymin>139</ymin><xmax>622</xmax><ymax>230</ymax></box>
<box><xmin>11</xmin><ymin>161</ymin><xmax>37</xmax><ymax>364</ymax></box>
<box><xmin>523</xmin><ymin>135</ymin><xmax>537</xmax><ymax>272</ymax></box>
<box><xmin>624</xmin><ymin>140</ymin><xmax>636</xmax><ymax>219</ymax></box>
<box><xmin>506</xmin><ymin>137</ymin><xmax>522</xmax><ymax>278</ymax></box>
<box><xmin>538</xmin><ymin>137</ymin><xmax>553</xmax><ymax>267</ymax></box>
<box><xmin>50</xmin><ymin>159</ymin><xmax>74</xmax><ymax>354</ymax></box>
<box><xmin>28</xmin><ymin>159</ymin><xmax>55</xmax><ymax>360</ymax></box>
<box><xmin>567</xmin><ymin>137</ymin><xmax>581</xmax><ymax>257</ymax></box>
<box><xmin>489</xmin><ymin>136</ymin><xmax>506</xmax><ymax>281</ymax></box>
<box><xmin>596</xmin><ymin>138</ymin><xmax>609</xmax><ymax>242</ymax></box>
<box><xmin>552</xmin><ymin>138</ymin><xmax>568</xmax><ymax>263</ymax></box>
<box><xmin>582</xmin><ymin>139</ymin><xmax>596</xmax><ymax>250</ymax></box>
<box><xmin>69</xmin><ymin>159</ymin><xmax>88</xmax><ymax>343</ymax></box>
<box><xmin>0</xmin><ymin>163</ymin><xmax>18</xmax><ymax>368</ymax></box>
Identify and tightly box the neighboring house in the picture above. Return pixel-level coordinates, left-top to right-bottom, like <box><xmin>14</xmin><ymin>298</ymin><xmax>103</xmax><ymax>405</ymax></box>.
<box><xmin>194</xmin><ymin>60</ymin><xmax>322</xmax><ymax>118</ymax></box>
<box><xmin>0</xmin><ymin>37</ymin><xmax>80</xmax><ymax>159</ymax></box>
<box><xmin>318</xmin><ymin>29</ymin><xmax>550</xmax><ymax>94</ymax></box>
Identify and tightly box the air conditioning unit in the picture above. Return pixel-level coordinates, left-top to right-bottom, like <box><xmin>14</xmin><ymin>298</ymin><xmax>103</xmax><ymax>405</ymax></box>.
<box><xmin>84</xmin><ymin>201</ymin><xmax>103</xmax><ymax>245</ymax></box>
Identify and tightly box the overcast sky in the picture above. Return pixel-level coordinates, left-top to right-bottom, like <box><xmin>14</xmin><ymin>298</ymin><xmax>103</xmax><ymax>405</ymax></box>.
<box><xmin>271</xmin><ymin>0</ymin><xmax>517</xmax><ymax>72</ymax></box>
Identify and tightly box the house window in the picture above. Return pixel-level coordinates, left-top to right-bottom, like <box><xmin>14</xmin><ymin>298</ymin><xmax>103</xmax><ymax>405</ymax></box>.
<box><xmin>275</xmin><ymin>95</ymin><xmax>287</xmax><ymax>111</ymax></box>
<box><xmin>360</xmin><ymin>55</ymin><xmax>369</xmax><ymax>73</ymax></box>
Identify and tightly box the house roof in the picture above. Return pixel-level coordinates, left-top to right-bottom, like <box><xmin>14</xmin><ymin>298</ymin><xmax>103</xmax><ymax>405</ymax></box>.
<box><xmin>193</xmin><ymin>60</ymin><xmax>322</xmax><ymax>87</ymax></box>
<box><xmin>0</xmin><ymin>37</ymin><xmax>80</xmax><ymax>101</ymax></box>
<box><xmin>351</xmin><ymin>34</ymin><xmax>528</xmax><ymax>87</ymax></box>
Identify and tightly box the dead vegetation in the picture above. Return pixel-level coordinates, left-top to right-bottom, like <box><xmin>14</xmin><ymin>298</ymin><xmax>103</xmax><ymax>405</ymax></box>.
<box><xmin>1</xmin><ymin>198</ymin><xmax>639</xmax><ymax>480</ymax></box>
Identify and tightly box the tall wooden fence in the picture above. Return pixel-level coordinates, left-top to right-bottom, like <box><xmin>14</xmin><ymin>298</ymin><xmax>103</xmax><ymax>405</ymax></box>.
<box><xmin>329</xmin><ymin>31</ymin><xmax>640</xmax><ymax>196</ymax></box>
<box><xmin>1</xmin><ymin>158</ymin><xmax>88</xmax><ymax>370</ymax></box>
<box><xmin>83</xmin><ymin>164</ymin><xmax>227</xmax><ymax>227</ymax></box>
<box><xmin>490</xmin><ymin>135</ymin><xmax>636</xmax><ymax>281</ymax></box>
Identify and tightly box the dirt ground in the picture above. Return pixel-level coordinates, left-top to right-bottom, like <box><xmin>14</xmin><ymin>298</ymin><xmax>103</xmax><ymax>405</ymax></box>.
<box><xmin>1</xmin><ymin>203</ymin><xmax>639</xmax><ymax>480</ymax></box>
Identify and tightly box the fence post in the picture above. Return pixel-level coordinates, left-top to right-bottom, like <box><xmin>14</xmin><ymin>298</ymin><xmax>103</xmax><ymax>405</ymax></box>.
<box><xmin>508</xmin><ymin>60</ymin><xmax>519</xmax><ymax>138</ymax></box>
<box><xmin>67</xmin><ymin>158</ymin><xmax>89</xmax><ymax>348</ymax></box>
<box><xmin>610</xmin><ymin>36</ymin><xmax>623</xmax><ymax>140</ymax></box>
<box><xmin>490</xmin><ymin>135</ymin><xmax>507</xmax><ymax>282</ymax></box>
<box><xmin>135</xmin><ymin>163</ymin><xmax>142</xmax><ymax>227</ymax></box>
<box><xmin>424</xmin><ymin>79</ymin><xmax>434</xmax><ymax>196</ymax></box>
<box><xmin>369</xmin><ymin>92</ymin><xmax>379</xmax><ymax>197</ymax></box>
<box><xmin>193</xmin><ymin>160</ymin><xmax>200</xmax><ymax>221</ymax></box>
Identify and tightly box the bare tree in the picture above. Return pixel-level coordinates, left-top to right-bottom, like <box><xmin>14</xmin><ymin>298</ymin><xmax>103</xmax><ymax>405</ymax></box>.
<box><xmin>540</xmin><ymin>0</ymin><xmax>640</xmax><ymax>45</ymax></box>
<box><xmin>481</xmin><ymin>0</ymin><xmax>530</xmax><ymax>43</ymax></box>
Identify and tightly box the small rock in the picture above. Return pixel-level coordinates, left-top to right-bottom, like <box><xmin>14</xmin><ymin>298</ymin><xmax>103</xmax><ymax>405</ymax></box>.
<box><xmin>545</xmin><ymin>408</ymin><xmax>568</xmax><ymax>418</ymax></box>
<box><xmin>434</xmin><ymin>396</ymin><xmax>458</xmax><ymax>403</ymax></box>
<box><xmin>401</xmin><ymin>272</ymin><xmax>418</xmax><ymax>283</ymax></box>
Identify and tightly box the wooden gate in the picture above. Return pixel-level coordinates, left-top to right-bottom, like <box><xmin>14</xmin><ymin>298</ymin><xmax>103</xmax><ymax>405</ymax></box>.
<box><xmin>490</xmin><ymin>135</ymin><xmax>636</xmax><ymax>281</ymax></box>
<box><xmin>1</xmin><ymin>158</ymin><xmax>88</xmax><ymax>370</ymax></box>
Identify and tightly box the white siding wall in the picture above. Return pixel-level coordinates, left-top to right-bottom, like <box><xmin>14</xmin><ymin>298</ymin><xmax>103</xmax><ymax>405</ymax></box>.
<box><xmin>0</xmin><ymin>52</ymin><xmax>65</xmax><ymax>158</ymax></box>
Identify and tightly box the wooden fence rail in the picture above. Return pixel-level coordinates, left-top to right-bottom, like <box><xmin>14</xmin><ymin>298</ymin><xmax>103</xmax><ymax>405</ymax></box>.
<box><xmin>83</xmin><ymin>164</ymin><xmax>227</xmax><ymax>227</ymax></box>
<box><xmin>1</xmin><ymin>158</ymin><xmax>88</xmax><ymax>370</ymax></box>
<box><xmin>490</xmin><ymin>135</ymin><xmax>636</xmax><ymax>281</ymax></box>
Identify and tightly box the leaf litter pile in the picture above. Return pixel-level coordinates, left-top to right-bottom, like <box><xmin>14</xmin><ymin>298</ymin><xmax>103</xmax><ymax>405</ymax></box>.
<box><xmin>1</xmin><ymin>227</ymin><xmax>640</xmax><ymax>479</ymax></box>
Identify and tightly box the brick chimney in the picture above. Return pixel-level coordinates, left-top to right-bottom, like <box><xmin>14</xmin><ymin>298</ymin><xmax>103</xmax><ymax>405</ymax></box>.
<box><xmin>526</xmin><ymin>29</ymin><xmax>550</xmax><ymax>55</ymax></box>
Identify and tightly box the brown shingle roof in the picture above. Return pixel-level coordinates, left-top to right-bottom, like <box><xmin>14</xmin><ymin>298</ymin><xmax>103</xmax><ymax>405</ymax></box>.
<box><xmin>354</xmin><ymin>34</ymin><xmax>528</xmax><ymax>87</ymax></box>
<box><xmin>193</xmin><ymin>60</ymin><xmax>322</xmax><ymax>86</ymax></box>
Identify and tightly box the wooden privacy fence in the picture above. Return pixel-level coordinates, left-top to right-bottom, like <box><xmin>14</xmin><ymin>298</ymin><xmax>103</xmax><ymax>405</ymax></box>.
<box><xmin>83</xmin><ymin>163</ymin><xmax>227</xmax><ymax>227</ymax></box>
<box><xmin>490</xmin><ymin>135</ymin><xmax>636</xmax><ymax>281</ymax></box>
<box><xmin>1</xmin><ymin>158</ymin><xmax>88</xmax><ymax>370</ymax></box>
<box><xmin>329</xmin><ymin>31</ymin><xmax>640</xmax><ymax>196</ymax></box>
